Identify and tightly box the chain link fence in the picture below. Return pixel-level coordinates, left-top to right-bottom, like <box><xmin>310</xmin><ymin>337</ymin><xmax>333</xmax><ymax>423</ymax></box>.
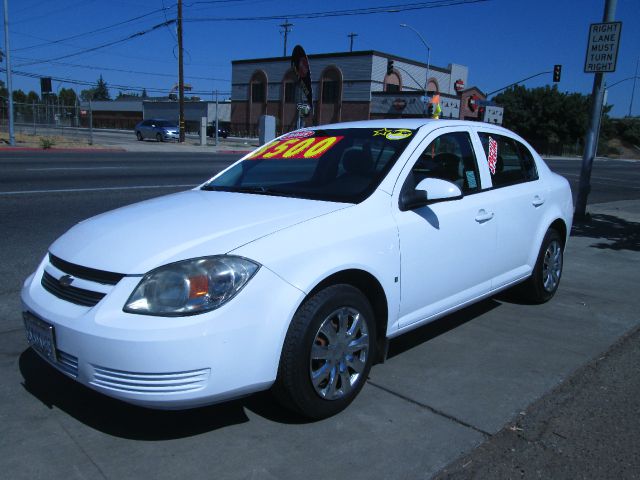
<box><xmin>0</xmin><ymin>101</ymin><xmax>95</xmax><ymax>144</ymax></box>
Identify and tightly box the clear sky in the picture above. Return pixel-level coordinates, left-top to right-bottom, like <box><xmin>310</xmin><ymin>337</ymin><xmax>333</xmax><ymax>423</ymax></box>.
<box><xmin>3</xmin><ymin>0</ymin><xmax>639</xmax><ymax>117</ymax></box>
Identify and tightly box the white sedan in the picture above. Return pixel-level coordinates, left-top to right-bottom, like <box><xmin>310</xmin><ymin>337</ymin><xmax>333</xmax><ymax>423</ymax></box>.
<box><xmin>21</xmin><ymin>120</ymin><xmax>573</xmax><ymax>419</ymax></box>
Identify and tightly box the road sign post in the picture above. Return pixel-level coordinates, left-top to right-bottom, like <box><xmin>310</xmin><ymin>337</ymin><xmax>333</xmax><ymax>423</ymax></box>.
<box><xmin>575</xmin><ymin>0</ymin><xmax>620</xmax><ymax>221</ymax></box>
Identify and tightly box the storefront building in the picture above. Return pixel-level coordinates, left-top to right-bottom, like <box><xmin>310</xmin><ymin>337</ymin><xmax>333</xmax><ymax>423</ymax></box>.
<box><xmin>230</xmin><ymin>50</ymin><xmax>499</xmax><ymax>136</ymax></box>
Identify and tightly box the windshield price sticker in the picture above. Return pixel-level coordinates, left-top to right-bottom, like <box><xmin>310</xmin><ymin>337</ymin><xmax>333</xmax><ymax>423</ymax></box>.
<box><xmin>281</xmin><ymin>130</ymin><xmax>315</xmax><ymax>140</ymax></box>
<box><xmin>248</xmin><ymin>136</ymin><xmax>344</xmax><ymax>160</ymax></box>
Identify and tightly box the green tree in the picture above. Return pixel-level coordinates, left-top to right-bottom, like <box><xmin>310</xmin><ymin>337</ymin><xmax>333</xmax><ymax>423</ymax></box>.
<box><xmin>94</xmin><ymin>75</ymin><xmax>110</xmax><ymax>100</ymax></box>
<box><xmin>80</xmin><ymin>88</ymin><xmax>96</xmax><ymax>101</ymax></box>
<box><xmin>12</xmin><ymin>89</ymin><xmax>27</xmax><ymax>104</ymax></box>
<box><xmin>58</xmin><ymin>88</ymin><xmax>77</xmax><ymax>106</ymax></box>
<box><xmin>80</xmin><ymin>76</ymin><xmax>111</xmax><ymax>101</ymax></box>
<box><xmin>26</xmin><ymin>91</ymin><xmax>40</xmax><ymax>103</ymax></box>
<box><xmin>0</xmin><ymin>80</ymin><xmax>8</xmax><ymax>103</ymax></box>
<box><xmin>492</xmin><ymin>84</ymin><xmax>611</xmax><ymax>153</ymax></box>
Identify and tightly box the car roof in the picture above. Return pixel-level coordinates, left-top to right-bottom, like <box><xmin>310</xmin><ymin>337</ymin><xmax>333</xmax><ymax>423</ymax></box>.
<box><xmin>313</xmin><ymin>118</ymin><xmax>514</xmax><ymax>135</ymax></box>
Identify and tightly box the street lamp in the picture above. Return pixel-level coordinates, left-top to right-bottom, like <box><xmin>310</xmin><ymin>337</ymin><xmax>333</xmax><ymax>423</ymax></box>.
<box><xmin>400</xmin><ymin>23</ymin><xmax>431</xmax><ymax>105</ymax></box>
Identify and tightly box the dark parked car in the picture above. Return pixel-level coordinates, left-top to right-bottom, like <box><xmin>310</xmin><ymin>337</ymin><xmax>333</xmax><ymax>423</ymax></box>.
<box><xmin>206</xmin><ymin>125</ymin><xmax>229</xmax><ymax>138</ymax></box>
<box><xmin>135</xmin><ymin>120</ymin><xmax>179</xmax><ymax>142</ymax></box>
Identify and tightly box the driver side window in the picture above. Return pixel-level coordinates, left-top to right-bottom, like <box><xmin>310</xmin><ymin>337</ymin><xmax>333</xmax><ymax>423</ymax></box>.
<box><xmin>406</xmin><ymin>131</ymin><xmax>480</xmax><ymax>194</ymax></box>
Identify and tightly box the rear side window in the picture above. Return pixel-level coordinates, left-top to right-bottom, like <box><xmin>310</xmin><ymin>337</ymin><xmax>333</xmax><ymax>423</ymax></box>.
<box><xmin>478</xmin><ymin>133</ymin><xmax>538</xmax><ymax>188</ymax></box>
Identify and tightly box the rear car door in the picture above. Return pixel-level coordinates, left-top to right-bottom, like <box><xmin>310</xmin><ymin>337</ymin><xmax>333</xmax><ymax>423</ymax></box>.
<box><xmin>474</xmin><ymin>129</ymin><xmax>546</xmax><ymax>289</ymax></box>
<box><xmin>393</xmin><ymin>127</ymin><xmax>497</xmax><ymax>329</ymax></box>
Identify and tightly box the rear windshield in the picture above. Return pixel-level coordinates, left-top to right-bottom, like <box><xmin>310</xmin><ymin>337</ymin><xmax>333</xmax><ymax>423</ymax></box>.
<box><xmin>202</xmin><ymin>127</ymin><xmax>416</xmax><ymax>203</ymax></box>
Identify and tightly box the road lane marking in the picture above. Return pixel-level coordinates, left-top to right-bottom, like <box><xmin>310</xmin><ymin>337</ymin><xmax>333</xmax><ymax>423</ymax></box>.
<box><xmin>561</xmin><ymin>172</ymin><xmax>640</xmax><ymax>188</ymax></box>
<box><xmin>0</xmin><ymin>184</ymin><xmax>197</xmax><ymax>196</ymax></box>
<box><xmin>27</xmin><ymin>167</ymin><xmax>134</xmax><ymax>171</ymax></box>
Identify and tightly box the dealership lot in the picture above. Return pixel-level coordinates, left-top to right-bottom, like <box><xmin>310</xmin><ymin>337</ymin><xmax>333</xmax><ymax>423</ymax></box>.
<box><xmin>0</xmin><ymin>151</ymin><xmax>638</xmax><ymax>479</ymax></box>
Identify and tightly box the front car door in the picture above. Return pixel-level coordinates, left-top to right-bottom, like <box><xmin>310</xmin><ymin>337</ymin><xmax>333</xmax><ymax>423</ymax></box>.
<box><xmin>393</xmin><ymin>127</ymin><xmax>497</xmax><ymax>330</ymax></box>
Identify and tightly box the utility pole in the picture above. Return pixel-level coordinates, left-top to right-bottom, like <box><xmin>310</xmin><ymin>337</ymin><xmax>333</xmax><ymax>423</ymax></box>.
<box><xmin>3</xmin><ymin>0</ymin><xmax>15</xmax><ymax>146</ymax></box>
<box><xmin>348</xmin><ymin>32</ymin><xmax>358</xmax><ymax>52</ymax></box>
<box><xmin>214</xmin><ymin>89</ymin><xmax>219</xmax><ymax>147</ymax></box>
<box><xmin>575</xmin><ymin>0</ymin><xmax>617</xmax><ymax>220</ymax></box>
<box><xmin>629</xmin><ymin>56</ymin><xmax>638</xmax><ymax>117</ymax></box>
<box><xmin>280</xmin><ymin>19</ymin><xmax>293</xmax><ymax>56</ymax></box>
<box><xmin>177</xmin><ymin>0</ymin><xmax>185</xmax><ymax>142</ymax></box>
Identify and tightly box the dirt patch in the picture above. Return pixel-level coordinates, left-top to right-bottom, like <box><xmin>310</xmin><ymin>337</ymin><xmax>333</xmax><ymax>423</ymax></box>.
<box><xmin>606</xmin><ymin>137</ymin><xmax>640</xmax><ymax>159</ymax></box>
<box><xmin>0</xmin><ymin>132</ymin><xmax>112</xmax><ymax>150</ymax></box>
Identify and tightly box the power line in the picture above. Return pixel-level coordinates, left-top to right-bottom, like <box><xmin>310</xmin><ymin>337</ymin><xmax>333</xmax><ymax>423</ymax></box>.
<box><xmin>184</xmin><ymin>0</ymin><xmax>489</xmax><ymax>22</ymax></box>
<box><xmin>13</xmin><ymin>56</ymin><xmax>229</xmax><ymax>81</ymax></box>
<box><xmin>0</xmin><ymin>67</ymin><xmax>230</xmax><ymax>96</ymax></box>
<box><xmin>13</xmin><ymin>6</ymin><xmax>175</xmax><ymax>52</ymax></box>
<box><xmin>14</xmin><ymin>20</ymin><xmax>176</xmax><ymax>67</ymax></box>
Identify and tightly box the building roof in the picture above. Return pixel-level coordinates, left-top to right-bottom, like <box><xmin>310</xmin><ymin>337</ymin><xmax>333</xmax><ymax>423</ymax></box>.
<box><xmin>232</xmin><ymin>50</ymin><xmax>449</xmax><ymax>73</ymax></box>
<box><xmin>79</xmin><ymin>100</ymin><xmax>142</xmax><ymax>112</ymax></box>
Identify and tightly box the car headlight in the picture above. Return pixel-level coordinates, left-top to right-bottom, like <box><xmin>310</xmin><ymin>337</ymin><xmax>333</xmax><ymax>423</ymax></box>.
<box><xmin>124</xmin><ymin>256</ymin><xmax>260</xmax><ymax>316</ymax></box>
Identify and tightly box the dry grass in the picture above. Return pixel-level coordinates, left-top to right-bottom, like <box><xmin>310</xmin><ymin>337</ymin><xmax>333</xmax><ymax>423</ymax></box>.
<box><xmin>0</xmin><ymin>132</ymin><xmax>111</xmax><ymax>149</ymax></box>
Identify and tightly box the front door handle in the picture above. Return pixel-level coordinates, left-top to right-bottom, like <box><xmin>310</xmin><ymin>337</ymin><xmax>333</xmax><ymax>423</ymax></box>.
<box><xmin>532</xmin><ymin>195</ymin><xmax>545</xmax><ymax>207</ymax></box>
<box><xmin>475</xmin><ymin>209</ymin><xmax>494</xmax><ymax>223</ymax></box>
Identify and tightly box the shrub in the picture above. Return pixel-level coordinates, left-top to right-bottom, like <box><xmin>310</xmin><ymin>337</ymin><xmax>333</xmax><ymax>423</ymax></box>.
<box><xmin>40</xmin><ymin>137</ymin><xmax>56</xmax><ymax>149</ymax></box>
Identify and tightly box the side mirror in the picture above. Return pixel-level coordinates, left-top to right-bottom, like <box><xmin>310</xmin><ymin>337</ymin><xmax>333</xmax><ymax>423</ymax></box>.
<box><xmin>399</xmin><ymin>178</ymin><xmax>463</xmax><ymax>211</ymax></box>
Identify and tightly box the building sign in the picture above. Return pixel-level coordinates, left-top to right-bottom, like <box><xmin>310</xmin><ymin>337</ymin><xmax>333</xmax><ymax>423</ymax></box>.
<box><xmin>483</xmin><ymin>105</ymin><xmax>504</xmax><ymax>125</ymax></box>
<box><xmin>584</xmin><ymin>22</ymin><xmax>622</xmax><ymax>73</ymax></box>
<box><xmin>454</xmin><ymin>79</ymin><xmax>465</xmax><ymax>93</ymax></box>
<box><xmin>392</xmin><ymin>98</ymin><xmax>407</xmax><ymax>111</ymax></box>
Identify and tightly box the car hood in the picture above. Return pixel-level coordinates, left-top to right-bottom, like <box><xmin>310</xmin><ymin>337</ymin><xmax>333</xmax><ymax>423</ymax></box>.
<box><xmin>49</xmin><ymin>189</ymin><xmax>349</xmax><ymax>274</ymax></box>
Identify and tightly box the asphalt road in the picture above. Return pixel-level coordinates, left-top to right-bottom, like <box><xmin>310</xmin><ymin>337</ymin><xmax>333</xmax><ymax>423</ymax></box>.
<box><xmin>0</xmin><ymin>151</ymin><xmax>638</xmax><ymax>479</ymax></box>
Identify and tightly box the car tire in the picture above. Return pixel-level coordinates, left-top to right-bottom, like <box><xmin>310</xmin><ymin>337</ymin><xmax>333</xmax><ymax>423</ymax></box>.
<box><xmin>273</xmin><ymin>284</ymin><xmax>376</xmax><ymax>419</ymax></box>
<box><xmin>136</xmin><ymin>131</ymin><xmax>143</xmax><ymax>141</ymax></box>
<box><xmin>156</xmin><ymin>133</ymin><xmax>163</xmax><ymax>142</ymax></box>
<box><xmin>516</xmin><ymin>228</ymin><xmax>564</xmax><ymax>303</ymax></box>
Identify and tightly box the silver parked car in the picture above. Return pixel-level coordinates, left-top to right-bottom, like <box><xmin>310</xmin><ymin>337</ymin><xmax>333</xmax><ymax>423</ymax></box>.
<box><xmin>135</xmin><ymin>119</ymin><xmax>179</xmax><ymax>142</ymax></box>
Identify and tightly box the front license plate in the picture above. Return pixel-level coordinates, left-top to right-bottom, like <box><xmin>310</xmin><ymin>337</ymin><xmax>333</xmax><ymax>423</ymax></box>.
<box><xmin>23</xmin><ymin>312</ymin><xmax>57</xmax><ymax>362</ymax></box>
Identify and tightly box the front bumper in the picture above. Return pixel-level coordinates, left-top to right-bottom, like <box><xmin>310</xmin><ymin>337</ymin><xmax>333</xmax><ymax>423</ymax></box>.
<box><xmin>21</xmin><ymin>257</ymin><xmax>304</xmax><ymax>409</ymax></box>
<box><xmin>161</xmin><ymin>131</ymin><xmax>179</xmax><ymax>141</ymax></box>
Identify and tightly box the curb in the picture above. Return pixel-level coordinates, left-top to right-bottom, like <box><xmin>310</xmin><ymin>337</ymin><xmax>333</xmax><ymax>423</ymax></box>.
<box><xmin>0</xmin><ymin>147</ymin><xmax>127</xmax><ymax>153</ymax></box>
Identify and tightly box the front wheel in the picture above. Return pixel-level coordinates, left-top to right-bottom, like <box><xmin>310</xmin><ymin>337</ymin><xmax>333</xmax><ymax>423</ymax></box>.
<box><xmin>517</xmin><ymin>228</ymin><xmax>564</xmax><ymax>303</ymax></box>
<box><xmin>156</xmin><ymin>133</ymin><xmax>163</xmax><ymax>142</ymax></box>
<box><xmin>274</xmin><ymin>284</ymin><xmax>376</xmax><ymax>419</ymax></box>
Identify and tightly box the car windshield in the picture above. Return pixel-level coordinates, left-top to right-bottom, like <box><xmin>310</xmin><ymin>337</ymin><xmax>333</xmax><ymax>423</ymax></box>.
<box><xmin>202</xmin><ymin>127</ymin><xmax>416</xmax><ymax>203</ymax></box>
<box><xmin>156</xmin><ymin>120</ymin><xmax>176</xmax><ymax>127</ymax></box>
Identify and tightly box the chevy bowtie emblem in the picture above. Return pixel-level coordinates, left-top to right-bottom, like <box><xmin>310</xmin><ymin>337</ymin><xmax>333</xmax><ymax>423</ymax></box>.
<box><xmin>58</xmin><ymin>274</ymin><xmax>75</xmax><ymax>287</ymax></box>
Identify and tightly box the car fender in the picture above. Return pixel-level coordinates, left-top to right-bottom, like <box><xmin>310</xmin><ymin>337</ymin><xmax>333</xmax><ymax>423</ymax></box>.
<box><xmin>230</xmin><ymin>189</ymin><xmax>401</xmax><ymax>338</ymax></box>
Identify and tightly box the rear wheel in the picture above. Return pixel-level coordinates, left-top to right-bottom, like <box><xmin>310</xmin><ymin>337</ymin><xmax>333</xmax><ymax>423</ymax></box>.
<box><xmin>136</xmin><ymin>131</ymin><xmax>143</xmax><ymax>141</ymax></box>
<box><xmin>274</xmin><ymin>284</ymin><xmax>376</xmax><ymax>419</ymax></box>
<box><xmin>156</xmin><ymin>133</ymin><xmax>163</xmax><ymax>142</ymax></box>
<box><xmin>517</xmin><ymin>228</ymin><xmax>563</xmax><ymax>303</ymax></box>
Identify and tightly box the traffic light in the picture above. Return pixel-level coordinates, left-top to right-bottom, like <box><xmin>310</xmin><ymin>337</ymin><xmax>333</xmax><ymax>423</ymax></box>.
<box><xmin>427</xmin><ymin>103</ymin><xmax>434</xmax><ymax>117</ymax></box>
<box><xmin>386</xmin><ymin>59</ymin><xmax>394</xmax><ymax>76</ymax></box>
<box><xmin>553</xmin><ymin>64</ymin><xmax>562</xmax><ymax>83</ymax></box>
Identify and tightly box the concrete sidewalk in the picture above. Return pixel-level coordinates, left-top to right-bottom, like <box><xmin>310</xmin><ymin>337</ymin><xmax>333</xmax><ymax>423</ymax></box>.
<box><xmin>0</xmin><ymin>199</ymin><xmax>638</xmax><ymax>479</ymax></box>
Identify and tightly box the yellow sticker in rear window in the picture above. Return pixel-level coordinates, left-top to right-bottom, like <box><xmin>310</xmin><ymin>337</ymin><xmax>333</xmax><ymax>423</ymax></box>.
<box><xmin>249</xmin><ymin>136</ymin><xmax>344</xmax><ymax>160</ymax></box>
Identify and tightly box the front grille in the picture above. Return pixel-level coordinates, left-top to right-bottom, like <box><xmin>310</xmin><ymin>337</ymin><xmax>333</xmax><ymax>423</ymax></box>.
<box><xmin>49</xmin><ymin>253</ymin><xmax>125</xmax><ymax>285</ymax></box>
<box><xmin>42</xmin><ymin>271</ymin><xmax>106</xmax><ymax>307</ymax></box>
<box><xmin>91</xmin><ymin>366</ymin><xmax>210</xmax><ymax>394</ymax></box>
<box><xmin>56</xmin><ymin>350</ymin><xmax>79</xmax><ymax>377</ymax></box>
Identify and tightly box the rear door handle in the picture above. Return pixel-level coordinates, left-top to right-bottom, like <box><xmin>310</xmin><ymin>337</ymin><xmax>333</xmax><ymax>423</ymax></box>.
<box><xmin>532</xmin><ymin>195</ymin><xmax>545</xmax><ymax>207</ymax></box>
<box><xmin>475</xmin><ymin>209</ymin><xmax>494</xmax><ymax>223</ymax></box>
